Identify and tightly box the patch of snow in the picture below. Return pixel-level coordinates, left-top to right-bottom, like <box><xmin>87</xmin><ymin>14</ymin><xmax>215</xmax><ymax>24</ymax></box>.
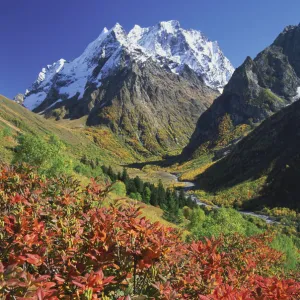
<box><xmin>47</xmin><ymin>98</ymin><xmax>63</xmax><ymax>109</ymax></box>
<box><xmin>35</xmin><ymin>59</ymin><xmax>66</xmax><ymax>88</ymax></box>
<box><xmin>128</xmin><ymin>22</ymin><xmax>234</xmax><ymax>90</ymax></box>
<box><xmin>293</xmin><ymin>86</ymin><xmax>300</xmax><ymax>101</ymax></box>
<box><xmin>159</xmin><ymin>20</ymin><xmax>180</xmax><ymax>34</ymax></box>
<box><xmin>24</xmin><ymin>20</ymin><xmax>234</xmax><ymax>110</ymax></box>
<box><xmin>23</xmin><ymin>91</ymin><xmax>47</xmax><ymax>110</ymax></box>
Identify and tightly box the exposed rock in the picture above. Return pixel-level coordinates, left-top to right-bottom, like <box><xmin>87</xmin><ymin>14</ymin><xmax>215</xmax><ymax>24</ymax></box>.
<box><xmin>183</xmin><ymin>24</ymin><xmax>300</xmax><ymax>158</ymax></box>
<box><xmin>13</xmin><ymin>93</ymin><xmax>24</xmax><ymax>105</ymax></box>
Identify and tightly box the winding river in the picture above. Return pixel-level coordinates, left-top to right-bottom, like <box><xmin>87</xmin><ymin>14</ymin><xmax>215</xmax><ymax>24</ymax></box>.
<box><xmin>155</xmin><ymin>171</ymin><xmax>276</xmax><ymax>224</ymax></box>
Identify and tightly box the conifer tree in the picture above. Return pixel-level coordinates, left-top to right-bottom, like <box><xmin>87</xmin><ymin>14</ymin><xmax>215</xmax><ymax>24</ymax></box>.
<box><xmin>143</xmin><ymin>187</ymin><xmax>151</xmax><ymax>204</ymax></box>
<box><xmin>178</xmin><ymin>189</ymin><xmax>186</xmax><ymax>208</ymax></box>
<box><xmin>150</xmin><ymin>187</ymin><xmax>158</xmax><ymax>206</ymax></box>
<box><xmin>157</xmin><ymin>179</ymin><xmax>166</xmax><ymax>206</ymax></box>
<box><xmin>127</xmin><ymin>179</ymin><xmax>137</xmax><ymax>194</ymax></box>
<box><xmin>121</xmin><ymin>168</ymin><xmax>130</xmax><ymax>186</ymax></box>
<box><xmin>134</xmin><ymin>176</ymin><xmax>144</xmax><ymax>194</ymax></box>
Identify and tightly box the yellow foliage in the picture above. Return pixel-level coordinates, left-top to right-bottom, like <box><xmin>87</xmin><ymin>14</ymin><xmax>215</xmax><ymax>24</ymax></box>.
<box><xmin>180</xmin><ymin>161</ymin><xmax>215</xmax><ymax>181</ymax></box>
<box><xmin>263</xmin><ymin>207</ymin><xmax>298</xmax><ymax>218</ymax></box>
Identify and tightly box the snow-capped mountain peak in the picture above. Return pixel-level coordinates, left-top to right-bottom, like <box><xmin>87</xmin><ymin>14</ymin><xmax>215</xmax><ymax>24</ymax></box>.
<box><xmin>101</xmin><ymin>27</ymin><xmax>109</xmax><ymax>34</ymax></box>
<box><xmin>33</xmin><ymin>58</ymin><xmax>66</xmax><ymax>89</ymax></box>
<box><xmin>158</xmin><ymin>20</ymin><xmax>181</xmax><ymax>33</ymax></box>
<box><xmin>109</xmin><ymin>23</ymin><xmax>127</xmax><ymax>44</ymax></box>
<box><xmin>23</xmin><ymin>20</ymin><xmax>234</xmax><ymax>110</ymax></box>
<box><xmin>128</xmin><ymin>22</ymin><xmax>234</xmax><ymax>91</ymax></box>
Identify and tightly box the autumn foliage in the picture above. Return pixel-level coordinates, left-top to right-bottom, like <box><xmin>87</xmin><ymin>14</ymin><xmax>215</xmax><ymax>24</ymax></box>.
<box><xmin>0</xmin><ymin>164</ymin><xmax>299</xmax><ymax>299</ymax></box>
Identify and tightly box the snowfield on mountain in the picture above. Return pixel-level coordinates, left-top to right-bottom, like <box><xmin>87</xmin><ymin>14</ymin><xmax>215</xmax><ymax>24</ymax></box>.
<box><xmin>23</xmin><ymin>20</ymin><xmax>234</xmax><ymax>111</ymax></box>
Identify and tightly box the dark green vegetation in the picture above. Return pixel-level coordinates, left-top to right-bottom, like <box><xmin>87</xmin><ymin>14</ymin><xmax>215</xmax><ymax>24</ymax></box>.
<box><xmin>183</xmin><ymin>24</ymin><xmax>300</xmax><ymax>158</ymax></box>
<box><xmin>101</xmin><ymin>165</ymin><xmax>196</xmax><ymax>223</ymax></box>
<box><xmin>101</xmin><ymin>166</ymin><xmax>299</xmax><ymax>272</ymax></box>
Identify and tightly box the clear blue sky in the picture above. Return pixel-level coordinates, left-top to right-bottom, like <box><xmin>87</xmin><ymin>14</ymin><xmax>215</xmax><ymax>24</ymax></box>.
<box><xmin>1</xmin><ymin>0</ymin><xmax>300</xmax><ymax>98</ymax></box>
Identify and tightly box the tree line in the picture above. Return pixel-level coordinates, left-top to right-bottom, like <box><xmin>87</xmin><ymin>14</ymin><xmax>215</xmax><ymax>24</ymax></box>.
<box><xmin>101</xmin><ymin>165</ymin><xmax>197</xmax><ymax>223</ymax></box>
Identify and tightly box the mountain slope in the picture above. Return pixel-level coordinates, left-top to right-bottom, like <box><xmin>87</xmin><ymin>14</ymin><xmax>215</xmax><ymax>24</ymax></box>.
<box><xmin>21</xmin><ymin>21</ymin><xmax>232</xmax><ymax>154</ymax></box>
<box><xmin>197</xmin><ymin>99</ymin><xmax>300</xmax><ymax>210</ymax></box>
<box><xmin>0</xmin><ymin>94</ymin><xmax>143</xmax><ymax>164</ymax></box>
<box><xmin>183</xmin><ymin>24</ymin><xmax>300</xmax><ymax>158</ymax></box>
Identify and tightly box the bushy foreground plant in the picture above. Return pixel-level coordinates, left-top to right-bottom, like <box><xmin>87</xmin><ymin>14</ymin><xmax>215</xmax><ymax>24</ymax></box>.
<box><xmin>13</xmin><ymin>134</ymin><xmax>72</xmax><ymax>176</ymax></box>
<box><xmin>0</xmin><ymin>164</ymin><xmax>299</xmax><ymax>299</ymax></box>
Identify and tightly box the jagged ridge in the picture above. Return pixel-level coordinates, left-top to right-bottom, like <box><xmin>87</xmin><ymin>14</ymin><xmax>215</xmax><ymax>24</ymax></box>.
<box><xmin>23</xmin><ymin>20</ymin><xmax>234</xmax><ymax>111</ymax></box>
<box><xmin>183</xmin><ymin>24</ymin><xmax>300</xmax><ymax>158</ymax></box>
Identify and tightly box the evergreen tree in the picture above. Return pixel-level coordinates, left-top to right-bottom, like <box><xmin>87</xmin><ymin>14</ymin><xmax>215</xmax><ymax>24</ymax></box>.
<box><xmin>107</xmin><ymin>166</ymin><xmax>117</xmax><ymax>182</ymax></box>
<box><xmin>127</xmin><ymin>179</ymin><xmax>137</xmax><ymax>194</ymax></box>
<box><xmin>172</xmin><ymin>190</ymin><xmax>180</xmax><ymax>213</ymax></box>
<box><xmin>178</xmin><ymin>189</ymin><xmax>186</xmax><ymax>208</ymax></box>
<box><xmin>163</xmin><ymin>188</ymin><xmax>179</xmax><ymax>223</ymax></box>
<box><xmin>134</xmin><ymin>176</ymin><xmax>144</xmax><ymax>194</ymax></box>
<box><xmin>143</xmin><ymin>187</ymin><xmax>151</xmax><ymax>204</ymax></box>
<box><xmin>187</xmin><ymin>195</ymin><xmax>196</xmax><ymax>208</ymax></box>
<box><xmin>117</xmin><ymin>171</ymin><xmax>122</xmax><ymax>181</ymax></box>
<box><xmin>101</xmin><ymin>165</ymin><xmax>108</xmax><ymax>174</ymax></box>
<box><xmin>157</xmin><ymin>179</ymin><xmax>166</xmax><ymax>206</ymax></box>
<box><xmin>165</xmin><ymin>188</ymin><xmax>173</xmax><ymax>210</ymax></box>
<box><xmin>121</xmin><ymin>168</ymin><xmax>130</xmax><ymax>186</ymax></box>
<box><xmin>150</xmin><ymin>187</ymin><xmax>158</xmax><ymax>206</ymax></box>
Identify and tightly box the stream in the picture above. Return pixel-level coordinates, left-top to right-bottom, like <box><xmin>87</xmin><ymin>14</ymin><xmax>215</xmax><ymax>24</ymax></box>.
<box><xmin>158</xmin><ymin>171</ymin><xmax>276</xmax><ymax>224</ymax></box>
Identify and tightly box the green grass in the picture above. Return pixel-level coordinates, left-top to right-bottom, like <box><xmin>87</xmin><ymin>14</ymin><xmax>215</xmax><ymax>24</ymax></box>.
<box><xmin>0</xmin><ymin>95</ymin><xmax>146</xmax><ymax>167</ymax></box>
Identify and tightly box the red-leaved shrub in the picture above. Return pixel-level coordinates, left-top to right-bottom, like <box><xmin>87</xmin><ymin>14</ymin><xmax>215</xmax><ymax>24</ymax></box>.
<box><xmin>0</xmin><ymin>164</ymin><xmax>299</xmax><ymax>299</ymax></box>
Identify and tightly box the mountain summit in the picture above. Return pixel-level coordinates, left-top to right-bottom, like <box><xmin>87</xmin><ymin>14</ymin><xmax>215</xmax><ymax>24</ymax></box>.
<box><xmin>23</xmin><ymin>21</ymin><xmax>234</xmax><ymax>111</ymax></box>
<box><xmin>183</xmin><ymin>24</ymin><xmax>300</xmax><ymax>158</ymax></box>
<box><xmin>21</xmin><ymin>21</ymin><xmax>233</xmax><ymax>155</ymax></box>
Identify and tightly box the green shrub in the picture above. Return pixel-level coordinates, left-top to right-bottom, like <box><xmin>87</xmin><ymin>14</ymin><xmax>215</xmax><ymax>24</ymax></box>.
<box><xmin>271</xmin><ymin>234</ymin><xmax>300</xmax><ymax>271</ymax></box>
<box><xmin>0</xmin><ymin>126</ymin><xmax>12</xmax><ymax>138</ymax></box>
<box><xmin>111</xmin><ymin>181</ymin><xmax>127</xmax><ymax>196</ymax></box>
<box><xmin>129</xmin><ymin>192</ymin><xmax>142</xmax><ymax>201</ymax></box>
<box><xmin>189</xmin><ymin>208</ymin><xmax>262</xmax><ymax>240</ymax></box>
<box><xmin>13</xmin><ymin>134</ymin><xmax>72</xmax><ymax>176</ymax></box>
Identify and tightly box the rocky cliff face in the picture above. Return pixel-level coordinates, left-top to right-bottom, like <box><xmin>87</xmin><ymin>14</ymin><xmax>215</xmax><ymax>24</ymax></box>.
<box><xmin>183</xmin><ymin>24</ymin><xmax>300</xmax><ymax>158</ymax></box>
<box><xmin>13</xmin><ymin>94</ymin><xmax>24</xmax><ymax>105</ymax></box>
<box><xmin>22</xmin><ymin>21</ymin><xmax>232</xmax><ymax>154</ymax></box>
